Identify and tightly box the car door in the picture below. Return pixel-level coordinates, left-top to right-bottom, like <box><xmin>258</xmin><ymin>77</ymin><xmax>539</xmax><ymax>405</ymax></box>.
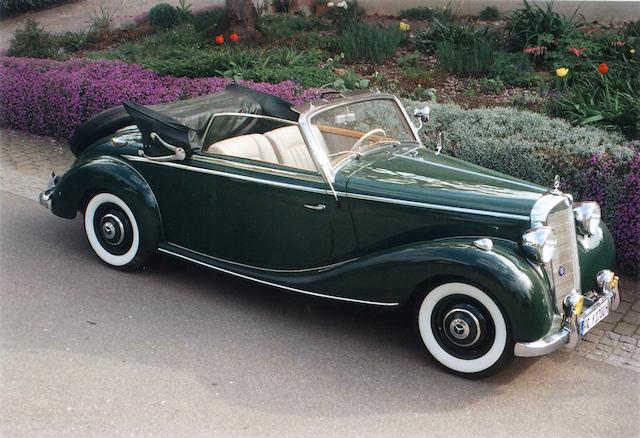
<box><xmin>182</xmin><ymin>153</ymin><xmax>336</xmax><ymax>270</ymax></box>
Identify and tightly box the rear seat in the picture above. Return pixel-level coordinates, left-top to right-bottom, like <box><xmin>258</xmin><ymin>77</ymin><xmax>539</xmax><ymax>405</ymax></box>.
<box><xmin>207</xmin><ymin>133</ymin><xmax>279</xmax><ymax>165</ymax></box>
<box><xmin>206</xmin><ymin>126</ymin><xmax>317</xmax><ymax>172</ymax></box>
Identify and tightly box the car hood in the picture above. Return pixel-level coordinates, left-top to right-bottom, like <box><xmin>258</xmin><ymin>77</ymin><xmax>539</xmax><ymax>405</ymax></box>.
<box><xmin>343</xmin><ymin>146</ymin><xmax>547</xmax><ymax>221</ymax></box>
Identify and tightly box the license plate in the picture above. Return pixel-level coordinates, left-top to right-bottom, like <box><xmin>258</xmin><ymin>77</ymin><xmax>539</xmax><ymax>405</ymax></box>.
<box><xmin>579</xmin><ymin>300</ymin><xmax>610</xmax><ymax>336</ymax></box>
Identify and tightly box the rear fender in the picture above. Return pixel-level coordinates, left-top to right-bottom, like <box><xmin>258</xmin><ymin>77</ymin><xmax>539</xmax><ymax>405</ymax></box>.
<box><xmin>51</xmin><ymin>157</ymin><xmax>163</xmax><ymax>249</ymax></box>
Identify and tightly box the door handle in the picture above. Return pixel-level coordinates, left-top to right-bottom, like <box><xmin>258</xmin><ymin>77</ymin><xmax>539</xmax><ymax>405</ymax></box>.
<box><xmin>304</xmin><ymin>203</ymin><xmax>326</xmax><ymax>211</ymax></box>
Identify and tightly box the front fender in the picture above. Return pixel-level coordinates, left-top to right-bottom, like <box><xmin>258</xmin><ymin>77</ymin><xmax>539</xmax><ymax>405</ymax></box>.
<box><xmin>51</xmin><ymin>156</ymin><xmax>163</xmax><ymax>249</ymax></box>
<box><xmin>297</xmin><ymin>238</ymin><xmax>555</xmax><ymax>342</ymax></box>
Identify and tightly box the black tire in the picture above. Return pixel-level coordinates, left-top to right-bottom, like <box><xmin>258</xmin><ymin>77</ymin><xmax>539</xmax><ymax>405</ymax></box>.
<box><xmin>415</xmin><ymin>282</ymin><xmax>514</xmax><ymax>378</ymax></box>
<box><xmin>70</xmin><ymin>106</ymin><xmax>133</xmax><ymax>156</ymax></box>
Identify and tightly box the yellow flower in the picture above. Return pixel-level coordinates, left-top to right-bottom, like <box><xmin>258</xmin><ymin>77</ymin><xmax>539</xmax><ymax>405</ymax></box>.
<box><xmin>556</xmin><ymin>67</ymin><xmax>569</xmax><ymax>77</ymax></box>
<box><xmin>399</xmin><ymin>22</ymin><xmax>410</xmax><ymax>32</ymax></box>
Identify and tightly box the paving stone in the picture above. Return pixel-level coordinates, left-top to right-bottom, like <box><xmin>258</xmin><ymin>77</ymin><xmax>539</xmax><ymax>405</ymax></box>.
<box><xmin>604</xmin><ymin>331</ymin><xmax>621</xmax><ymax>341</ymax></box>
<box><xmin>604</xmin><ymin>355</ymin><xmax>626</xmax><ymax>366</ymax></box>
<box><xmin>604</xmin><ymin>311</ymin><xmax>623</xmax><ymax>323</ymax></box>
<box><xmin>599</xmin><ymin>336</ymin><xmax>618</xmax><ymax>348</ymax></box>
<box><xmin>616</xmin><ymin>342</ymin><xmax>635</xmax><ymax>353</ymax></box>
<box><xmin>616</xmin><ymin>301</ymin><xmax>632</xmax><ymax>314</ymax></box>
<box><xmin>633</xmin><ymin>352</ymin><xmax>640</xmax><ymax>361</ymax></box>
<box><xmin>589</xmin><ymin>327</ymin><xmax>604</xmax><ymax>336</ymax></box>
<box><xmin>596</xmin><ymin>343</ymin><xmax>613</xmax><ymax>353</ymax></box>
<box><xmin>597</xmin><ymin>321</ymin><xmax>615</xmax><ymax>332</ymax></box>
<box><xmin>585</xmin><ymin>351</ymin><xmax>607</xmax><ymax>361</ymax></box>
<box><xmin>576</xmin><ymin>342</ymin><xmax>596</xmax><ymax>354</ymax></box>
<box><xmin>622</xmin><ymin>358</ymin><xmax>640</xmax><ymax>369</ymax></box>
<box><xmin>632</xmin><ymin>301</ymin><xmax>640</xmax><ymax>312</ymax></box>
<box><xmin>622</xmin><ymin>310</ymin><xmax>640</xmax><ymax>325</ymax></box>
<box><xmin>584</xmin><ymin>332</ymin><xmax>601</xmax><ymax>344</ymax></box>
<box><xmin>612</xmin><ymin>348</ymin><xmax>633</xmax><ymax>358</ymax></box>
<box><xmin>620</xmin><ymin>335</ymin><xmax>638</xmax><ymax>346</ymax></box>
<box><xmin>614</xmin><ymin>322</ymin><xmax>637</xmax><ymax>337</ymax></box>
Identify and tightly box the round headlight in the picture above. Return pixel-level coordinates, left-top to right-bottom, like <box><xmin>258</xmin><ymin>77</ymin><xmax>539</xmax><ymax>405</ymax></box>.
<box><xmin>573</xmin><ymin>201</ymin><xmax>601</xmax><ymax>236</ymax></box>
<box><xmin>522</xmin><ymin>226</ymin><xmax>557</xmax><ymax>264</ymax></box>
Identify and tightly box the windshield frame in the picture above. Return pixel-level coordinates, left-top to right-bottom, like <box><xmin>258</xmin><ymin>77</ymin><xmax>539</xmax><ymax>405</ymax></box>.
<box><xmin>297</xmin><ymin>93</ymin><xmax>422</xmax><ymax>184</ymax></box>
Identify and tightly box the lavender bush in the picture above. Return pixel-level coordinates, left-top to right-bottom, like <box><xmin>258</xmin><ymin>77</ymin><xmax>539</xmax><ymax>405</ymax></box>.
<box><xmin>0</xmin><ymin>57</ymin><xmax>318</xmax><ymax>140</ymax></box>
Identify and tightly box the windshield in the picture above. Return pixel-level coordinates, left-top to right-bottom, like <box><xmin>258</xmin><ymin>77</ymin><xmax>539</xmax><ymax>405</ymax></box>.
<box><xmin>308</xmin><ymin>98</ymin><xmax>417</xmax><ymax>167</ymax></box>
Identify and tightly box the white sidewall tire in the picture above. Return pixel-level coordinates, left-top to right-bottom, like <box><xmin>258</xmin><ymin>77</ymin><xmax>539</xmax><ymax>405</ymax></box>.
<box><xmin>418</xmin><ymin>282</ymin><xmax>508</xmax><ymax>374</ymax></box>
<box><xmin>84</xmin><ymin>193</ymin><xmax>141</xmax><ymax>267</ymax></box>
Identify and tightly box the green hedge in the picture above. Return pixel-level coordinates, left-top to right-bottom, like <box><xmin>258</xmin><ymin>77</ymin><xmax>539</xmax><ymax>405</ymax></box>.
<box><xmin>0</xmin><ymin>0</ymin><xmax>65</xmax><ymax>14</ymax></box>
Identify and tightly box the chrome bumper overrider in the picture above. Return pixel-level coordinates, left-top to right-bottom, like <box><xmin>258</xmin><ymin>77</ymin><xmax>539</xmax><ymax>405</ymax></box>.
<box><xmin>514</xmin><ymin>269</ymin><xmax>620</xmax><ymax>357</ymax></box>
<box><xmin>38</xmin><ymin>172</ymin><xmax>58</xmax><ymax>210</ymax></box>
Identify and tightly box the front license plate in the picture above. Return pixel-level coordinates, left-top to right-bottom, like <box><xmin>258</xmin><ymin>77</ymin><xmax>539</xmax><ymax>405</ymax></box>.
<box><xmin>579</xmin><ymin>300</ymin><xmax>610</xmax><ymax>336</ymax></box>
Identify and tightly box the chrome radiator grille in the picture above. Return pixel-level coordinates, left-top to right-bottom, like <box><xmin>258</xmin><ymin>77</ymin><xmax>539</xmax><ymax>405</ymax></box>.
<box><xmin>546</xmin><ymin>206</ymin><xmax>581</xmax><ymax>311</ymax></box>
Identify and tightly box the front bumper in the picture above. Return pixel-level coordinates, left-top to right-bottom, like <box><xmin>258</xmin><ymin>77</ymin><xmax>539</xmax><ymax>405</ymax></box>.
<box><xmin>514</xmin><ymin>269</ymin><xmax>620</xmax><ymax>357</ymax></box>
<box><xmin>38</xmin><ymin>172</ymin><xmax>59</xmax><ymax>210</ymax></box>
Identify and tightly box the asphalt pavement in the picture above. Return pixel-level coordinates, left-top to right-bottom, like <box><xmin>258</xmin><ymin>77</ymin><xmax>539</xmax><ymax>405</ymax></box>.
<box><xmin>1</xmin><ymin>191</ymin><xmax>639</xmax><ymax>438</ymax></box>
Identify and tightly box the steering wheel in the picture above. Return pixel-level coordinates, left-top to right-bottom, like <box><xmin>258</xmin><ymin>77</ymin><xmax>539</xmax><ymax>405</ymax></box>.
<box><xmin>350</xmin><ymin>129</ymin><xmax>387</xmax><ymax>152</ymax></box>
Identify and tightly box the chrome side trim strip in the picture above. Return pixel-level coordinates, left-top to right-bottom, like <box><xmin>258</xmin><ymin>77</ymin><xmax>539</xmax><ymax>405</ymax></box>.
<box><xmin>123</xmin><ymin>155</ymin><xmax>329</xmax><ymax>195</ymax></box>
<box><xmin>165</xmin><ymin>242</ymin><xmax>357</xmax><ymax>273</ymax></box>
<box><xmin>158</xmin><ymin>247</ymin><xmax>399</xmax><ymax>307</ymax></box>
<box><xmin>341</xmin><ymin>192</ymin><xmax>531</xmax><ymax>221</ymax></box>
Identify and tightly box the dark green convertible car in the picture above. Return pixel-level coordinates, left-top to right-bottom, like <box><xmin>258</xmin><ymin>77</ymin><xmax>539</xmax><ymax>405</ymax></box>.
<box><xmin>40</xmin><ymin>86</ymin><xmax>620</xmax><ymax>377</ymax></box>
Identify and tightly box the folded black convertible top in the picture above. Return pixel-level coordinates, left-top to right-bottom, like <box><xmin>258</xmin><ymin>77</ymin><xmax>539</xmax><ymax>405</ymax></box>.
<box><xmin>124</xmin><ymin>84</ymin><xmax>298</xmax><ymax>151</ymax></box>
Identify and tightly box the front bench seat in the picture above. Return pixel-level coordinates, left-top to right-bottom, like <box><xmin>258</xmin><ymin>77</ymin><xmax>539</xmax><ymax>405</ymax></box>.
<box><xmin>207</xmin><ymin>133</ymin><xmax>279</xmax><ymax>164</ymax></box>
<box><xmin>264</xmin><ymin>126</ymin><xmax>316</xmax><ymax>172</ymax></box>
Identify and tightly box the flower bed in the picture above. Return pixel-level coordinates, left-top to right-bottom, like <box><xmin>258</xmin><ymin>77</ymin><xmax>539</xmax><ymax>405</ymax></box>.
<box><xmin>0</xmin><ymin>57</ymin><xmax>318</xmax><ymax>140</ymax></box>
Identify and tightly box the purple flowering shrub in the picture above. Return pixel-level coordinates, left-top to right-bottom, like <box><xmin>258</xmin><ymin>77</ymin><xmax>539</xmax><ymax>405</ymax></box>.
<box><xmin>0</xmin><ymin>57</ymin><xmax>318</xmax><ymax>139</ymax></box>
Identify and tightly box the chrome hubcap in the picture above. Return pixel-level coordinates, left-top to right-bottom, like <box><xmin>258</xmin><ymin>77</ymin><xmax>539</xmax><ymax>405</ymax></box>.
<box><xmin>99</xmin><ymin>213</ymin><xmax>125</xmax><ymax>246</ymax></box>
<box><xmin>443</xmin><ymin>308</ymin><xmax>481</xmax><ymax>347</ymax></box>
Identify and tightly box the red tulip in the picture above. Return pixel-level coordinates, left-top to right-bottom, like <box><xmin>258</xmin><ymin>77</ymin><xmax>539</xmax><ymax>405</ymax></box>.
<box><xmin>229</xmin><ymin>33</ymin><xmax>239</xmax><ymax>43</ymax></box>
<box><xmin>597</xmin><ymin>63</ymin><xmax>609</xmax><ymax>74</ymax></box>
<box><xmin>215</xmin><ymin>35</ymin><xmax>224</xmax><ymax>45</ymax></box>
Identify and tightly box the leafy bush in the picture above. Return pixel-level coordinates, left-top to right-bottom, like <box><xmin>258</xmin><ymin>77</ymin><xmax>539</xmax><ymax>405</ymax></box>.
<box><xmin>148</xmin><ymin>3</ymin><xmax>179</xmax><ymax>29</ymax></box>
<box><xmin>339</xmin><ymin>22</ymin><xmax>402</xmax><ymax>62</ymax></box>
<box><xmin>403</xmin><ymin>100</ymin><xmax>638</xmax><ymax>270</ymax></box>
<box><xmin>416</xmin><ymin>20</ymin><xmax>491</xmax><ymax>54</ymax></box>
<box><xmin>258</xmin><ymin>13</ymin><xmax>326</xmax><ymax>37</ymax></box>
<box><xmin>505</xmin><ymin>0</ymin><xmax>582</xmax><ymax>51</ymax></box>
<box><xmin>478</xmin><ymin>77</ymin><xmax>505</xmax><ymax>94</ymax></box>
<box><xmin>488</xmin><ymin>51</ymin><xmax>541</xmax><ymax>86</ymax></box>
<box><xmin>0</xmin><ymin>57</ymin><xmax>319</xmax><ymax>140</ymax></box>
<box><xmin>322</xmin><ymin>0</ymin><xmax>364</xmax><ymax>28</ymax></box>
<box><xmin>191</xmin><ymin>7</ymin><xmax>230</xmax><ymax>36</ymax></box>
<box><xmin>57</xmin><ymin>30</ymin><xmax>91</xmax><ymax>53</ymax></box>
<box><xmin>8</xmin><ymin>19</ymin><xmax>58</xmax><ymax>59</ymax></box>
<box><xmin>548</xmin><ymin>72</ymin><xmax>640</xmax><ymax>138</ymax></box>
<box><xmin>479</xmin><ymin>6</ymin><xmax>500</xmax><ymax>20</ymax></box>
<box><xmin>0</xmin><ymin>0</ymin><xmax>65</xmax><ymax>14</ymax></box>
<box><xmin>399</xmin><ymin>7</ymin><xmax>434</xmax><ymax>20</ymax></box>
<box><xmin>436</xmin><ymin>38</ymin><xmax>495</xmax><ymax>76</ymax></box>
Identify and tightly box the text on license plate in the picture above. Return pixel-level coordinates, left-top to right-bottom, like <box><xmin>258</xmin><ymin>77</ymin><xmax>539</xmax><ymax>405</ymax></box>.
<box><xmin>579</xmin><ymin>300</ymin><xmax>610</xmax><ymax>336</ymax></box>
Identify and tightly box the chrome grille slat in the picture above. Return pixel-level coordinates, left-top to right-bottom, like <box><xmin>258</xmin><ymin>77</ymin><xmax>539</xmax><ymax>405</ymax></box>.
<box><xmin>545</xmin><ymin>206</ymin><xmax>581</xmax><ymax>311</ymax></box>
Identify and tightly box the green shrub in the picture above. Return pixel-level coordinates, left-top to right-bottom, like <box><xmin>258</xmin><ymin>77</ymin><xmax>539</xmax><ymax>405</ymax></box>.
<box><xmin>399</xmin><ymin>7</ymin><xmax>434</xmax><ymax>20</ymax></box>
<box><xmin>403</xmin><ymin>100</ymin><xmax>633</xmax><ymax>190</ymax></box>
<box><xmin>488</xmin><ymin>51</ymin><xmax>541</xmax><ymax>86</ymax></box>
<box><xmin>0</xmin><ymin>0</ymin><xmax>65</xmax><ymax>14</ymax></box>
<box><xmin>191</xmin><ymin>7</ymin><xmax>230</xmax><ymax>36</ymax></box>
<box><xmin>478</xmin><ymin>77</ymin><xmax>505</xmax><ymax>94</ymax></box>
<box><xmin>57</xmin><ymin>30</ymin><xmax>90</xmax><ymax>53</ymax></box>
<box><xmin>323</xmin><ymin>0</ymin><xmax>364</xmax><ymax>28</ymax></box>
<box><xmin>549</xmin><ymin>73</ymin><xmax>640</xmax><ymax>138</ymax></box>
<box><xmin>339</xmin><ymin>22</ymin><xmax>402</xmax><ymax>62</ymax></box>
<box><xmin>505</xmin><ymin>0</ymin><xmax>582</xmax><ymax>51</ymax></box>
<box><xmin>478</xmin><ymin>6</ymin><xmax>500</xmax><ymax>20</ymax></box>
<box><xmin>8</xmin><ymin>19</ymin><xmax>58</xmax><ymax>59</ymax></box>
<box><xmin>436</xmin><ymin>38</ymin><xmax>495</xmax><ymax>76</ymax></box>
<box><xmin>148</xmin><ymin>3</ymin><xmax>179</xmax><ymax>29</ymax></box>
<box><xmin>258</xmin><ymin>13</ymin><xmax>326</xmax><ymax>37</ymax></box>
<box><xmin>416</xmin><ymin>20</ymin><xmax>491</xmax><ymax>54</ymax></box>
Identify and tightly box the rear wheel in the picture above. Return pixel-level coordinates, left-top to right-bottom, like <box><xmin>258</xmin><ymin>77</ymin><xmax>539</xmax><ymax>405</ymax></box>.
<box><xmin>83</xmin><ymin>193</ymin><xmax>148</xmax><ymax>270</ymax></box>
<box><xmin>417</xmin><ymin>282</ymin><xmax>513</xmax><ymax>377</ymax></box>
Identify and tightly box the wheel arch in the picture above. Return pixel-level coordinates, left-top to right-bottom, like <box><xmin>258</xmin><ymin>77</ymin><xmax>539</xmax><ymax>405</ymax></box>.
<box><xmin>51</xmin><ymin>157</ymin><xmax>163</xmax><ymax>250</ymax></box>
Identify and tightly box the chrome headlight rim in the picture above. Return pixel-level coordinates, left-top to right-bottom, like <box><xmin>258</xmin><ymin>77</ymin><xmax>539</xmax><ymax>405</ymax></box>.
<box><xmin>522</xmin><ymin>226</ymin><xmax>557</xmax><ymax>264</ymax></box>
<box><xmin>573</xmin><ymin>201</ymin><xmax>601</xmax><ymax>236</ymax></box>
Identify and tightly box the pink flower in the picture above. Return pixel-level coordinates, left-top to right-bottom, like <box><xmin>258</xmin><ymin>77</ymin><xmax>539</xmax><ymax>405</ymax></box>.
<box><xmin>523</xmin><ymin>45</ymin><xmax>547</xmax><ymax>56</ymax></box>
<box><xmin>568</xmin><ymin>47</ymin><xmax>586</xmax><ymax>57</ymax></box>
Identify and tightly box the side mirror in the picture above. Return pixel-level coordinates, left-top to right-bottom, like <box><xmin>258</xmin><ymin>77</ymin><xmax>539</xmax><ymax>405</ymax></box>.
<box><xmin>412</xmin><ymin>106</ymin><xmax>430</xmax><ymax>130</ymax></box>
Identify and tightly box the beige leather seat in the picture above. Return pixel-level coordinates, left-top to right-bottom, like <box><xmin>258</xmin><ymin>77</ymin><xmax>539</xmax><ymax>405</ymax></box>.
<box><xmin>207</xmin><ymin>133</ymin><xmax>279</xmax><ymax>165</ymax></box>
<box><xmin>264</xmin><ymin>126</ymin><xmax>316</xmax><ymax>172</ymax></box>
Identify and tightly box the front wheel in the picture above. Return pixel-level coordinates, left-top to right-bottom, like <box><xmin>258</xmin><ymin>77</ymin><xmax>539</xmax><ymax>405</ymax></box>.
<box><xmin>417</xmin><ymin>282</ymin><xmax>514</xmax><ymax>377</ymax></box>
<box><xmin>84</xmin><ymin>193</ymin><xmax>148</xmax><ymax>270</ymax></box>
